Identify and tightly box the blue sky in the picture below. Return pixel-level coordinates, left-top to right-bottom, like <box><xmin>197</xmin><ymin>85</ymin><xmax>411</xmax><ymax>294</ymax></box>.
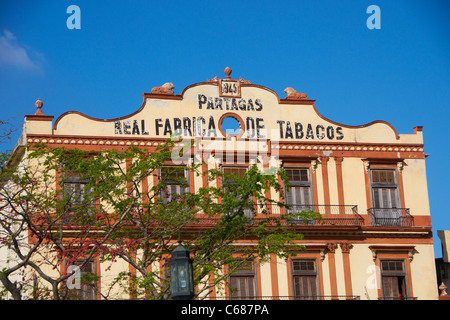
<box><xmin>0</xmin><ymin>1</ymin><xmax>449</xmax><ymax>257</ymax></box>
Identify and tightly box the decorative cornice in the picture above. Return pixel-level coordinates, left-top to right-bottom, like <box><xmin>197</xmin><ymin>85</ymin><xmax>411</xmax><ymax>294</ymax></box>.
<box><xmin>368</xmin><ymin>245</ymin><xmax>415</xmax><ymax>262</ymax></box>
<box><xmin>25</xmin><ymin>135</ymin><xmax>425</xmax><ymax>158</ymax></box>
<box><xmin>275</xmin><ymin>141</ymin><xmax>424</xmax><ymax>153</ymax></box>
<box><xmin>26</xmin><ymin>135</ymin><xmax>169</xmax><ymax>148</ymax></box>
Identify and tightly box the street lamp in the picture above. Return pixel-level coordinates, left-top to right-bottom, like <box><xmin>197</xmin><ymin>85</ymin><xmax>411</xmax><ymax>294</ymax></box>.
<box><xmin>169</xmin><ymin>240</ymin><xmax>195</xmax><ymax>300</ymax></box>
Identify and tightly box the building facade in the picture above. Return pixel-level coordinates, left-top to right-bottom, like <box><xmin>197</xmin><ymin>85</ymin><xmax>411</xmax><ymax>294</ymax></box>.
<box><xmin>10</xmin><ymin>68</ymin><xmax>437</xmax><ymax>299</ymax></box>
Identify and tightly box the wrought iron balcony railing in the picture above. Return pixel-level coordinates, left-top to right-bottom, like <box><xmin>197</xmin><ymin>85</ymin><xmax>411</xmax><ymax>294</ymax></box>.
<box><xmin>183</xmin><ymin>204</ymin><xmax>363</xmax><ymax>227</ymax></box>
<box><xmin>282</xmin><ymin>204</ymin><xmax>363</xmax><ymax>226</ymax></box>
<box><xmin>59</xmin><ymin>203</ymin><xmax>419</xmax><ymax>229</ymax></box>
<box><xmin>377</xmin><ymin>296</ymin><xmax>417</xmax><ymax>300</ymax></box>
<box><xmin>212</xmin><ymin>295</ymin><xmax>360</xmax><ymax>300</ymax></box>
<box><xmin>367</xmin><ymin>208</ymin><xmax>413</xmax><ymax>227</ymax></box>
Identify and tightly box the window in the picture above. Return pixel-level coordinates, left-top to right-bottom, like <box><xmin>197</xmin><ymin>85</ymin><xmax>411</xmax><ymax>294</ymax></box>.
<box><xmin>160</xmin><ymin>166</ymin><xmax>189</xmax><ymax>203</ymax></box>
<box><xmin>285</xmin><ymin>168</ymin><xmax>313</xmax><ymax>207</ymax></box>
<box><xmin>66</xmin><ymin>260</ymin><xmax>98</xmax><ymax>300</ymax></box>
<box><xmin>284</xmin><ymin>168</ymin><xmax>314</xmax><ymax>223</ymax></box>
<box><xmin>370</xmin><ymin>169</ymin><xmax>402</xmax><ymax>226</ymax></box>
<box><xmin>291</xmin><ymin>259</ymin><xmax>319</xmax><ymax>300</ymax></box>
<box><xmin>223</xmin><ymin>166</ymin><xmax>247</xmax><ymax>181</ymax></box>
<box><xmin>229</xmin><ymin>261</ymin><xmax>256</xmax><ymax>300</ymax></box>
<box><xmin>62</xmin><ymin>168</ymin><xmax>90</xmax><ymax>205</ymax></box>
<box><xmin>222</xmin><ymin>166</ymin><xmax>253</xmax><ymax>222</ymax></box>
<box><xmin>61</xmin><ymin>168</ymin><xmax>92</xmax><ymax>224</ymax></box>
<box><xmin>380</xmin><ymin>260</ymin><xmax>408</xmax><ymax>300</ymax></box>
<box><xmin>63</xmin><ymin>178</ymin><xmax>89</xmax><ymax>206</ymax></box>
<box><xmin>371</xmin><ymin>170</ymin><xmax>398</xmax><ymax>208</ymax></box>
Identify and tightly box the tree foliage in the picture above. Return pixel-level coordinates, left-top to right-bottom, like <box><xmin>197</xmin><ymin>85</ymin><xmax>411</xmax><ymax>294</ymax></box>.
<box><xmin>0</xmin><ymin>137</ymin><xmax>320</xmax><ymax>299</ymax></box>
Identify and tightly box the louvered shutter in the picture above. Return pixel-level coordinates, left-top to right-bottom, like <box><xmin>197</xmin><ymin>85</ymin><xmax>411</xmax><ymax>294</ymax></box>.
<box><xmin>160</xmin><ymin>166</ymin><xmax>189</xmax><ymax>203</ymax></box>
<box><xmin>292</xmin><ymin>259</ymin><xmax>319</xmax><ymax>300</ymax></box>
<box><xmin>66</xmin><ymin>260</ymin><xmax>97</xmax><ymax>300</ymax></box>
<box><xmin>286</xmin><ymin>186</ymin><xmax>313</xmax><ymax>223</ymax></box>
<box><xmin>380</xmin><ymin>260</ymin><xmax>407</xmax><ymax>299</ymax></box>
<box><xmin>286</xmin><ymin>187</ymin><xmax>312</xmax><ymax>207</ymax></box>
<box><xmin>284</xmin><ymin>168</ymin><xmax>313</xmax><ymax>212</ymax></box>
<box><xmin>80</xmin><ymin>261</ymin><xmax>96</xmax><ymax>300</ymax></box>
<box><xmin>230</xmin><ymin>276</ymin><xmax>255</xmax><ymax>299</ymax></box>
<box><xmin>382</xmin><ymin>276</ymin><xmax>398</xmax><ymax>299</ymax></box>
<box><xmin>294</xmin><ymin>275</ymin><xmax>315</xmax><ymax>297</ymax></box>
<box><xmin>229</xmin><ymin>261</ymin><xmax>256</xmax><ymax>299</ymax></box>
<box><xmin>372</xmin><ymin>187</ymin><xmax>401</xmax><ymax>225</ymax></box>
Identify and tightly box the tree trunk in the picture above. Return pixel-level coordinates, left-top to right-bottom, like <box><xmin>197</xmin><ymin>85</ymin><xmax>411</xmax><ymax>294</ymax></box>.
<box><xmin>0</xmin><ymin>276</ymin><xmax>22</xmax><ymax>300</ymax></box>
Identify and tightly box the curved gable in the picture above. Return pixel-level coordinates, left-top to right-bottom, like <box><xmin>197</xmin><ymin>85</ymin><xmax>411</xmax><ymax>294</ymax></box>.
<box><xmin>51</xmin><ymin>69</ymin><xmax>408</xmax><ymax>145</ymax></box>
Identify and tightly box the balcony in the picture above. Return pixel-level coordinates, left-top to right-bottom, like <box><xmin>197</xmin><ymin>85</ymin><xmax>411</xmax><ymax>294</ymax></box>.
<box><xmin>59</xmin><ymin>203</ymin><xmax>419</xmax><ymax>230</ymax></box>
<box><xmin>185</xmin><ymin>204</ymin><xmax>363</xmax><ymax>227</ymax></box>
<box><xmin>377</xmin><ymin>296</ymin><xmax>417</xmax><ymax>300</ymax></box>
<box><xmin>282</xmin><ymin>204</ymin><xmax>363</xmax><ymax>226</ymax></box>
<box><xmin>212</xmin><ymin>295</ymin><xmax>361</xmax><ymax>300</ymax></box>
<box><xmin>367</xmin><ymin>208</ymin><xmax>413</xmax><ymax>227</ymax></box>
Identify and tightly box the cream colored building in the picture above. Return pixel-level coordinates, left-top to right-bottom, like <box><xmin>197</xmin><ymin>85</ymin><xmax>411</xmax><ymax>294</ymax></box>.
<box><xmin>11</xmin><ymin>68</ymin><xmax>438</xmax><ymax>299</ymax></box>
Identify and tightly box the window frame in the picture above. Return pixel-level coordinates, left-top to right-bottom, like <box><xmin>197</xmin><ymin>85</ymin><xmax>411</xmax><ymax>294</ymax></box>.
<box><xmin>159</xmin><ymin>165</ymin><xmax>190</xmax><ymax>204</ymax></box>
<box><xmin>283</xmin><ymin>167</ymin><xmax>314</xmax><ymax>223</ymax></box>
<box><xmin>369</xmin><ymin>168</ymin><xmax>404</xmax><ymax>226</ymax></box>
<box><xmin>380</xmin><ymin>259</ymin><xmax>409</xmax><ymax>300</ymax></box>
<box><xmin>228</xmin><ymin>260</ymin><xmax>257</xmax><ymax>300</ymax></box>
<box><xmin>220</xmin><ymin>165</ymin><xmax>253</xmax><ymax>221</ymax></box>
<box><xmin>221</xmin><ymin>165</ymin><xmax>249</xmax><ymax>184</ymax></box>
<box><xmin>60</xmin><ymin>164</ymin><xmax>94</xmax><ymax>224</ymax></box>
<box><xmin>290</xmin><ymin>258</ymin><xmax>320</xmax><ymax>300</ymax></box>
<box><xmin>369</xmin><ymin>168</ymin><xmax>400</xmax><ymax>209</ymax></box>
<box><xmin>284</xmin><ymin>167</ymin><xmax>314</xmax><ymax>205</ymax></box>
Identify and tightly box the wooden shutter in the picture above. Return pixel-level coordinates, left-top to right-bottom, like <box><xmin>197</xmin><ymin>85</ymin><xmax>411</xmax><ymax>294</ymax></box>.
<box><xmin>66</xmin><ymin>260</ymin><xmax>97</xmax><ymax>300</ymax></box>
<box><xmin>166</xmin><ymin>184</ymin><xmax>179</xmax><ymax>203</ymax></box>
<box><xmin>80</xmin><ymin>261</ymin><xmax>96</xmax><ymax>300</ymax></box>
<box><xmin>373</xmin><ymin>188</ymin><xmax>398</xmax><ymax>209</ymax></box>
<box><xmin>372</xmin><ymin>188</ymin><xmax>401</xmax><ymax>225</ymax></box>
<box><xmin>291</xmin><ymin>259</ymin><xmax>319</xmax><ymax>300</ymax></box>
<box><xmin>371</xmin><ymin>169</ymin><xmax>399</xmax><ymax>213</ymax></box>
<box><xmin>285</xmin><ymin>168</ymin><xmax>312</xmax><ymax>210</ymax></box>
<box><xmin>382</xmin><ymin>276</ymin><xmax>398</xmax><ymax>299</ymax></box>
<box><xmin>160</xmin><ymin>166</ymin><xmax>189</xmax><ymax>203</ymax></box>
<box><xmin>293</xmin><ymin>276</ymin><xmax>317</xmax><ymax>299</ymax></box>
<box><xmin>64</xmin><ymin>182</ymin><xmax>86</xmax><ymax>206</ymax></box>
<box><xmin>230</xmin><ymin>276</ymin><xmax>255</xmax><ymax>299</ymax></box>
<box><xmin>381</xmin><ymin>260</ymin><xmax>407</xmax><ymax>299</ymax></box>
<box><xmin>229</xmin><ymin>261</ymin><xmax>256</xmax><ymax>299</ymax></box>
<box><xmin>223</xmin><ymin>167</ymin><xmax>247</xmax><ymax>179</ymax></box>
<box><xmin>286</xmin><ymin>187</ymin><xmax>312</xmax><ymax>206</ymax></box>
<box><xmin>285</xmin><ymin>186</ymin><xmax>313</xmax><ymax>224</ymax></box>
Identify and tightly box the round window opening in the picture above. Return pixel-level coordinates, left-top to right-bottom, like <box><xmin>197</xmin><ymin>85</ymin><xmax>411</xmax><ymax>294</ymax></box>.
<box><xmin>221</xmin><ymin>116</ymin><xmax>241</xmax><ymax>136</ymax></box>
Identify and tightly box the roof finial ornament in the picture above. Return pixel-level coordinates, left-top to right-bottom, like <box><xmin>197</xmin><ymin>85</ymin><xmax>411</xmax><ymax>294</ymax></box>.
<box><xmin>224</xmin><ymin>67</ymin><xmax>232</xmax><ymax>79</ymax></box>
<box><xmin>35</xmin><ymin>98</ymin><xmax>44</xmax><ymax>115</ymax></box>
<box><xmin>439</xmin><ymin>282</ymin><xmax>448</xmax><ymax>297</ymax></box>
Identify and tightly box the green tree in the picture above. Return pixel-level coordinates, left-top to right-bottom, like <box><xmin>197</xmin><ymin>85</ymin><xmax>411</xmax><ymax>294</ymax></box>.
<box><xmin>0</xmin><ymin>144</ymin><xmax>107</xmax><ymax>300</ymax></box>
<box><xmin>1</xmin><ymin>137</ymin><xmax>319</xmax><ymax>299</ymax></box>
